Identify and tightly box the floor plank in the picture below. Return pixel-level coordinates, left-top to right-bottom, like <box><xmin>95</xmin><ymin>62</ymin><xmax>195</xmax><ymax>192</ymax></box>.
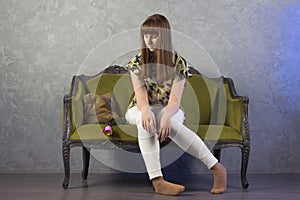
<box><xmin>0</xmin><ymin>173</ymin><xmax>299</xmax><ymax>200</ymax></box>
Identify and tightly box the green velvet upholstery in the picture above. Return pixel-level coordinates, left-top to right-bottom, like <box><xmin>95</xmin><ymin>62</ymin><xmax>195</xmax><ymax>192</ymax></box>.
<box><xmin>181</xmin><ymin>75</ymin><xmax>218</xmax><ymax>125</ymax></box>
<box><xmin>70</xmin><ymin>80</ymin><xmax>84</xmax><ymax>133</ymax></box>
<box><xmin>69</xmin><ymin>73</ymin><xmax>242</xmax><ymax>141</ymax></box>
<box><xmin>71</xmin><ymin>124</ymin><xmax>138</xmax><ymax>142</ymax></box>
<box><xmin>224</xmin><ymin>83</ymin><xmax>243</xmax><ymax>133</ymax></box>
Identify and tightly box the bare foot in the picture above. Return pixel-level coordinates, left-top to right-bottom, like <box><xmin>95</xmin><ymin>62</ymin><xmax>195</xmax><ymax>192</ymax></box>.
<box><xmin>210</xmin><ymin>163</ymin><xmax>227</xmax><ymax>194</ymax></box>
<box><xmin>152</xmin><ymin>177</ymin><xmax>185</xmax><ymax>196</ymax></box>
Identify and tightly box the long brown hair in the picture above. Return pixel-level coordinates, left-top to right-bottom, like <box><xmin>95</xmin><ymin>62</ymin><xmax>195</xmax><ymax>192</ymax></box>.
<box><xmin>140</xmin><ymin>14</ymin><xmax>175</xmax><ymax>83</ymax></box>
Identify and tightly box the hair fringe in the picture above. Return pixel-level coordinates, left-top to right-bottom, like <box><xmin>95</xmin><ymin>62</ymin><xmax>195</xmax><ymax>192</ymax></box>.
<box><xmin>140</xmin><ymin>14</ymin><xmax>174</xmax><ymax>83</ymax></box>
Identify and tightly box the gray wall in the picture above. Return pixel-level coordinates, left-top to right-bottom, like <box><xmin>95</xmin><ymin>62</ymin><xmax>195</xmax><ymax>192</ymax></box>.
<box><xmin>0</xmin><ymin>0</ymin><xmax>299</xmax><ymax>174</ymax></box>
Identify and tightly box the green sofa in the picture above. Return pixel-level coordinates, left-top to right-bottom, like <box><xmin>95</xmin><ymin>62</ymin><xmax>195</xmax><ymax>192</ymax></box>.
<box><xmin>62</xmin><ymin>65</ymin><xmax>250</xmax><ymax>189</ymax></box>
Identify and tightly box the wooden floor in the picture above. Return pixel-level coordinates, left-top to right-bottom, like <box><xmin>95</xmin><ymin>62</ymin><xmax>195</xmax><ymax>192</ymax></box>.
<box><xmin>0</xmin><ymin>173</ymin><xmax>299</xmax><ymax>200</ymax></box>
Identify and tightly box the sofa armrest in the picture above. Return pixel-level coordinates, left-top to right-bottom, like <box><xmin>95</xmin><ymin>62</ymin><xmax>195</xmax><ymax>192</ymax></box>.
<box><xmin>62</xmin><ymin>76</ymin><xmax>86</xmax><ymax>141</ymax></box>
<box><xmin>223</xmin><ymin>78</ymin><xmax>250</xmax><ymax>144</ymax></box>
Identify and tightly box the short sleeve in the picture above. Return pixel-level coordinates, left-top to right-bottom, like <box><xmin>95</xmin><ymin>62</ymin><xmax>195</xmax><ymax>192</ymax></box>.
<box><xmin>126</xmin><ymin>53</ymin><xmax>142</xmax><ymax>75</ymax></box>
<box><xmin>173</xmin><ymin>53</ymin><xmax>192</xmax><ymax>84</ymax></box>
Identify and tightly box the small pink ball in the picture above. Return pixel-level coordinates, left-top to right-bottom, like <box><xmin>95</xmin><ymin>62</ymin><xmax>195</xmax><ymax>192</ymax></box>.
<box><xmin>103</xmin><ymin>125</ymin><xmax>113</xmax><ymax>136</ymax></box>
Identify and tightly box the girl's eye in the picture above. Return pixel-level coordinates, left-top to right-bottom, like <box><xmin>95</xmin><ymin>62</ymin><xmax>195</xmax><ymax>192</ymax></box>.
<box><xmin>144</xmin><ymin>34</ymin><xmax>157</xmax><ymax>39</ymax></box>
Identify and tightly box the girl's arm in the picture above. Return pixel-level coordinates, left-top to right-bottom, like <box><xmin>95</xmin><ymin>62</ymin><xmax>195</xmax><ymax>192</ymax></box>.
<box><xmin>158</xmin><ymin>79</ymin><xmax>186</xmax><ymax>142</ymax></box>
<box><xmin>165</xmin><ymin>79</ymin><xmax>185</xmax><ymax>117</ymax></box>
<box><xmin>130</xmin><ymin>71</ymin><xmax>156</xmax><ymax>133</ymax></box>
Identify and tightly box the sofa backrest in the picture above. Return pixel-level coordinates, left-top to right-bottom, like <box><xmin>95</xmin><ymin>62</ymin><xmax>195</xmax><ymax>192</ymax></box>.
<box><xmin>85</xmin><ymin>73</ymin><xmax>222</xmax><ymax>125</ymax></box>
<box><xmin>181</xmin><ymin>74</ymin><xmax>219</xmax><ymax>125</ymax></box>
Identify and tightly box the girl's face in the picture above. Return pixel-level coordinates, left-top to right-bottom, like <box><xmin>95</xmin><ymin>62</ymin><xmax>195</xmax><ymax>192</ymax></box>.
<box><xmin>143</xmin><ymin>33</ymin><xmax>159</xmax><ymax>52</ymax></box>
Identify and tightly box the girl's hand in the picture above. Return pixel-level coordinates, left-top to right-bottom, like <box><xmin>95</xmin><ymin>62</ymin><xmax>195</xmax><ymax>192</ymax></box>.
<box><xmin>141</xmin><ymin>108</ymin><xmax>156</xmax><ymax>134</ymax></box>
<box><xmin>158</xmin><ymin>113</ymin><xmax>171</xmax><ymax>142</ymax></box>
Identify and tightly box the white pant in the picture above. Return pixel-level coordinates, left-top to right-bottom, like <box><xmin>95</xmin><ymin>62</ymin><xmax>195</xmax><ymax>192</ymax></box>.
<box><xmin>125</xmin><ymin>105</ymin><xmax>218</xmax><ymax>180</ymax></box>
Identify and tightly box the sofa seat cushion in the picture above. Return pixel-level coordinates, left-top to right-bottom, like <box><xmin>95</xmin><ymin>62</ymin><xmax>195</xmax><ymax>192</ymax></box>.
<box><xmin>188</xmin><ymin>125</ymin><xmax>242</xmax><ymax>141</ymax></box>
<box><xmin>71</xmin><ymin>124</ymin><xmax>138</xmax><ymax>142</ymax></box>
<box><xmin>70</xmin><ymin>124</ymin><xmax>242</xmax><ymax>142</ymax></box>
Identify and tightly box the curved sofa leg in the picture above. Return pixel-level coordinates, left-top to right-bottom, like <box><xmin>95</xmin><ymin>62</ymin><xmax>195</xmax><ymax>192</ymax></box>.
<box><xmin>241</xmin><ymin>146</ymin><xmax>250</xmax><ymax>189</ymax></box>
<box><xmin>62</xmin><ymin>145</ymin><xmax>70</xmax><ymax>189</ymax></box>
<box><xmin>82</xmin><ymin>147</ymin><xmax>90</xmax><ymax>180</ymax></box>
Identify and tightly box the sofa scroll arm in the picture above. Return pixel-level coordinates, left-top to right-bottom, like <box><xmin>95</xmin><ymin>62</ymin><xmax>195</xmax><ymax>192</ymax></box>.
<box><xmin>223</xmin><ymin>77</ymin><xmax>250</xmax><ymax>141</ymax></box>
<box><xmin>62</xmin><ymin>75</ymin><xmax>86</xmax><ymax>142</ymax></box>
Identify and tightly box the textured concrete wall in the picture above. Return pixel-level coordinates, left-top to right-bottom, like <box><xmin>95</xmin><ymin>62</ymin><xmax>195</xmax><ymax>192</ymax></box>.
<box><xmin>0</xmin><ymin>0</ymin><xmax>299</xmax><ymax>174</ymax></box>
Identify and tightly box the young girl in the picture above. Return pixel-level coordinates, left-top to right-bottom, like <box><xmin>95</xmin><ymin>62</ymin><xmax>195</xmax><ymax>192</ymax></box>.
<box><xmin>125</xmin><ymin>14</ymin><xmax>227</xmax><ymax>196</ymax></box>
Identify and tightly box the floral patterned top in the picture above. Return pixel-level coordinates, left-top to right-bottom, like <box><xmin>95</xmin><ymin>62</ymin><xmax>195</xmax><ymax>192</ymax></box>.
<box><xmin>126</xmin><ymin>51</ymin><xmax>192</xmax><ymax>109</ymax></box>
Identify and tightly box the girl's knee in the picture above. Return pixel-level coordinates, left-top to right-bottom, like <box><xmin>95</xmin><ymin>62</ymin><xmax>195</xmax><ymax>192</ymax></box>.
<box><xmin>125</xmin><ymin>106</ymin><xmax>142</xmax><ymax>125</ymax></box>
<box><xmin>171</xmin><ymin>109</ymin><xmax>185</xmax><ymax>124</ymax></box>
